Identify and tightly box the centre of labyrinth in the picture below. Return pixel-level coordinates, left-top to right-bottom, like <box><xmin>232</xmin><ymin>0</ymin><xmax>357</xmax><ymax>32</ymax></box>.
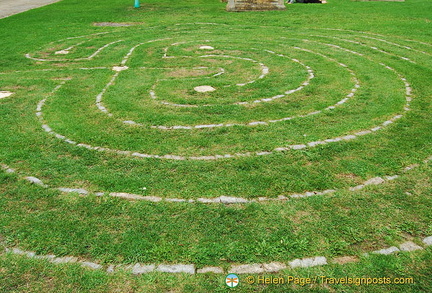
<box><xmin>1</xmin><ymin>23</ymin><xmax>431</xmax><ymax>272</ymax></box>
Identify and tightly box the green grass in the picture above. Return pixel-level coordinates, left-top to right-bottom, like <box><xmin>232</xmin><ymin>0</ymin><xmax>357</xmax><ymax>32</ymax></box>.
<box><xmin>1</xmin><ymin>248</ymin><xmax>431</xmax><ymax>292</ymax></box>
<box><xmin>0</xmin><ymin>0</ymin><xmax>431</xmax><ymax>291</ymax></box>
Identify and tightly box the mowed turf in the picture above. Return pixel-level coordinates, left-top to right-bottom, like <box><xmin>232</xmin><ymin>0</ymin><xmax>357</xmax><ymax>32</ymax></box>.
<box><xmin>0</xmin><ymin>0</ymin><xmax>431</xmax><ymax>292</ymax></box>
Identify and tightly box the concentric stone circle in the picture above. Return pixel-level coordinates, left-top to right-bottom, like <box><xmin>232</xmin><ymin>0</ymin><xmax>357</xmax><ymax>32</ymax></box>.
<box><xmin>1</xmin><ymin>22</ymin><xmax>431</xmax><ymax>277</ymax></box>
<box><xmin>1</xmin><ymin>23</ymin><xmax>430</xmax><ymax>202</ymax></box>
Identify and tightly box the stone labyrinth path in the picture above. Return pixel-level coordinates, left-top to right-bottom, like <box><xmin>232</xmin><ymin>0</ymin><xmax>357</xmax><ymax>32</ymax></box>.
<box><xmin>1</xmin><ymin>23</ymin><xmax>431</xmax><ymax>203</ymax></box>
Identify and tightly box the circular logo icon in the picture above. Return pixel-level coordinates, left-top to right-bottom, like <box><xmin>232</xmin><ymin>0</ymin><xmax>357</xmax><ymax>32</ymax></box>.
<box><xmin>226</xmin><ymin>273</ymin><xmax>240</xmax><ymax>288</ymax></box>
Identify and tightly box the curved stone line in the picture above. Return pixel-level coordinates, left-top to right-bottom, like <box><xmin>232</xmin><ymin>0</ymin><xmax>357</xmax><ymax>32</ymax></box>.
<box><xmin>37</xmin><ymin>71</ymin><xmax>409</xmax><ymax>160</ymax></box>
<box><xmin>320</xmin><ymin>28</ymin><xmax>432</xmax><ymax>57</ymax></box>
<box><xmin>49</xmin><ymin>157</ymin><xmax>432</xmax><ymax>202</ymax></box>
<box><xmin>65</xmin><ymin>32</ymin><xmax>111</xmax><ymax>40</ymax></box>
<box><xmin>37</xmin><ymin>40</ymin><xmax>412</xmax><ymax>161</ymax></box>
<box><xmin>94</xmin><ymin>38</ymin><xmax>173</xmax><ymax>115</ymax></box>
<box><xmin>3</xmin><ymin>24</ymin><xmax>431</xmax><ymax>276</ymax></box>
<box><xmin>106</xmin><ymin>47</ymin><xmax>357</xmax><ymax>130</ymax></box>
<box><xmin>150</xmin><ymin>48</ymin><xmax>356</xmax><ymax>130</ymax></box>
<box><xmin>174</xmin><ymin>22</ymin><xmax>229</xmax><ymax>27</ymax></box>
<box><xmin>54</xmin><ymin>41</ymin><xmax>86</xmax><ymax>55</ymax></box>
<box><xmin>309</xmin><ymin>35</ymin><xmax>416</xmax><ymax>64</ymax></box>
<box><xmin>0</xmin><ymin>67</ymin><xmax>109</xmax><ymax>75</ymax></box>
<box><xmin>360</xmin><ymin>35</ymin><xmax>432</xmax><ymax>57</ymax></box>
<box><xmin>25</xmin><ymin>40</ymin><xmax>123</xmax><ymax>62</ymax></box>
<box><xmin>149</xmin><ymin>54</ymin><xmax>270</xmax><ymax>108</ymax></box>
<box><xmin>0</xmin><ymin>91</ymin><xmax>14</xmax><ymax>99</ymax></box>
<box><xmin>94</xmin><ymin>40</ymin><xmax>314</xmax><ymax>123</ymax></box>
<box><xmin>2</xmin><ymin>155</ymin><xmax>431</xmax><ymax>205</ymax></box>
<box><xmin>4</xmin><ymin>237</ymin><xmax>431</xmax><ymax>275</ymax></box>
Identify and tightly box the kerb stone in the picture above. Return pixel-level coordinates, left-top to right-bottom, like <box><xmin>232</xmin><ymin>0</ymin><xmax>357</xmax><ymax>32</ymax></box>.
<box><xmin>289</xmin><ymin>256</ymin><xmax>327</xmax><ymax>268</ymax></box>
<box><xmin>372</xmin><ymin>246</ymin><xmax>399</xmax><ymax>255</ymax></box>
<box><xmin>399</xmin><ymin>241</ymin><xmax>423</xmax><ymax>252</ymax></box>
<box><xmin>227</xmin><ymin>0</ymin><xmax>286</xmax><ymax>12</ymax></box>
<box><xmin>157</xmin><ymin>264</ymin><xmax>195</xmax><ymax>274</ymax></box>
<box><xmin>423</xmin><ymin>236</ymin><xmax>432</xmax><ymax>246</ymax></box>
<box><xmin>132</xmin><ymin>263</ymin><xmax>156</xmax><ymax>274</ymax></box>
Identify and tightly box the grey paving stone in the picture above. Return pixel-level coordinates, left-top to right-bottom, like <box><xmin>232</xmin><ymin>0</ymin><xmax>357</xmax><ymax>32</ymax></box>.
<box><xmin>423</xmin><ymin>236</ymin><xmax>432</xmax><ymax>246</ymax></box>
<box><xmin>372</xmin><ymin>246</ymin><xmax>400</xmax><ymax>255</ymax></box>
<box><xmin>399</xmin><ymin>241</ymin><xmax>423</xmax><ymax>252</ymax></box>
<box><xmin>364</xmin><ymin>177</ymin><xmax>385</xmax><ymax>185</ymax></box>
<box><xmin>132</xmin><ymin>263</ymin><xmax>155</xmax><ymax>275</ymax></box>
<box><xmin>194</xmin><ymin>86</ymin><xmax>215</xmax><ymax>93</ymax></box>
<box><xmin>34</xmin><ymin>254</ymin><xmax>56</xmax><ymax>260</ymax></box>
<box><xmin>290</xmin><ymin>144</ymin><xmax>307</xmax><ymax>150</ymax></box>
<box><xmin>322</xmin><ymin>189</ymin><xmax>336</xmax><ymax>194</ymax></box>
<box><xmin>11</xmin><ymin>248</ymin><xmax>25</xmax><ymax>255</ymax></box>
<box><xmin>219</xmin><ymin>196</ymin><xmax>249</xmax><ymax>204</ymax></box>
<box><xmin>106</xmin><ymin>265</ymin><xmax>115</xmax><ymax>273</ymax></box>
<box><xmin>141</xmin><ymin>196</ymin><xmax>162</xmax><ymax>202</ymax></box>
<box><xmin>110</xmin><ymin>192</ymin><xmax>146</xmax><ymax>200</ymax></box>
<box><xmin>0</xmin><ymin>91</ymin><xmax>13</xmax><ymax>99</ymax></box>
<box><xmin>81</xmin><ymin>261</ymin><xmax>103</xmax><ymax>270</ymax></box>
<box><xmin>289</xmin><ymin>257</ymin><xmax>327</xmax><ymax>268</ymax></box>
<box><xmin>197</xmin><ymin>198</ymin><xmax>220</xmax><ymax>203</ymax></box>
<box><xmin>51</xmin><ymin>256</ymin><xmax>78</xmax><ymax>264</ymax></box>
<box><xmin>156</xmin><ymin>264</ymin><xmax>195</xmax><ymax>274</ymax></box>
<box><xmin>349</xmin><ymin>185</ymin><xmax>364</xmax><ymax>191</ymax></box>
<box><xmin>262</xmin><ymin>262</ymin><xmax>287</xmax><ymax>272</ymax></box>
<box><xmin>164</xmin><ymin>198</ymin><xmax>187</xmax><ymax>202</ymax></box>
<box><xmin>25</xmin><ymin>176</ymin><xmax>46</xmax><ymax>187</ymax></box>
<box><xmin>58</xmin><ymin>188</ymin><xmax>89</xmax><ymax>194</ymax></box>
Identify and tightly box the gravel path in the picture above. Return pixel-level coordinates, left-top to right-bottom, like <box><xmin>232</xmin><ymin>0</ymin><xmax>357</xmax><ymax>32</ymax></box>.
<box><xmin>0</xmin><ymin>0</ymin><xmax>61</xmax><ymax>19</ymax></box>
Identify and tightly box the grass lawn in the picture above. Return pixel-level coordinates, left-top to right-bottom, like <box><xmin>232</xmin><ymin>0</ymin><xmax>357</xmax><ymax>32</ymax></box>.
<box><xmin>0</xmin><ymin>0</ymin><xmax>431</xmax><ymax>291</ymax></box>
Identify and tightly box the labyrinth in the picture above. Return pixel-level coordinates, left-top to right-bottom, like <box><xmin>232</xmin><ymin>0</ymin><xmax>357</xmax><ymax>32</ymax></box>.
<box><xmin>1</xmin><ymin>21</ymin><xmax>432</xmax><ymax>274</ymax></box>
<box><xmin>1</xmin><ymin>24</ymin><xmax>431</xmax><ymax>200</ymax></box>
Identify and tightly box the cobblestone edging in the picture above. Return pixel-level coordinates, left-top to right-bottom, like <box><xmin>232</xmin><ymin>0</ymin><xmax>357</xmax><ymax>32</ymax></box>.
<box><xmin>3</xmin><ymin>237</ymin><xmax>431</xmax><ymax>275</ymax></box>
<box><xmin>2</xmin><ymin>154</ymin><xmax>430</xmax><ymax>204</ymax></box>
<box><xmin>32</xmin><ymin>37</ymin><xmax>413</xmax><ymax>161</ymax></box>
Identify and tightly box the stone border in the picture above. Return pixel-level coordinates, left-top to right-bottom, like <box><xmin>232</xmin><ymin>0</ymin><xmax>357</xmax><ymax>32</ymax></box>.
<box><xmin>95</xmin><ymin>42</ymin><xmax>361</xmax><ymax>130</ymax></box>
<box><xmin>0</xmin><ymin>91</ymin><xmax>14</xmax><ymax>99</ymax></box>
<box><xmin>3</xmin><ymin>237</ymin><xmax>430</xmax><ymax>275</ymax></box>
<box><xmin>1</xmin><ymin>24</ymin><xmax>431</xmax><ymax>279</ymax></box>
<box><xmin>3</xmin><ymin>25</ymin><xmax>432</xmax><ymax>204</ymax></box>
<box><xmin>150</xmin><ymin>54</ymin><xmax>270</xmax><ymax>108</ymax></box>
<box><xmin>308</xmin><ymin>35</ymin><xmax>416</xmax><ymax>64</ymax></box>
<box><xmin>1</xmin><ymin>25</ymin><xmax>429</xmax><ymax>202</ymax></box>
<box><xmin>35</xmin><ymin>43</ymin><xmax>412</xmax><ymax>161</ymax></box>
<box><xmin>2</xmin><ymin>153</ymin><xmax>431</xmax><ymax>204</ymax></box>
<box><xmin>26</xmin><ymin>40</ymin><xmax>123</xmax><ymax>62</ymax></box>
<box><xmin>321</xmin><ymin>28</ymin><xmax>432</xmax><ymax>57</ymax></box>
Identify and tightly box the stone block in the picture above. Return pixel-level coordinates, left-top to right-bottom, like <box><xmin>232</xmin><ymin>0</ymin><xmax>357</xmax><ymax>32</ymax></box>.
<box><xmin>156</xmin><ymin>264</ymin><xmax>195</xmax><ymax>274</ymax></box>
<box><xmin>399</xmin><ymin>241</ymin><xmax>423</xmax><ymax>252</ymax></box>
<box><xmin>227</xmin><ymin>0</ymin><xmax>286</xmax><ymax>12</ymax></box>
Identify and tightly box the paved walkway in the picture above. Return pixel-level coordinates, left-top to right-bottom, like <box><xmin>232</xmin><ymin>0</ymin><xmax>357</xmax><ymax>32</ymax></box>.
<box><xmin>0</xmin><ymin>0</ymin><xmax>61</xmax><ymax>19</ymax></box>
